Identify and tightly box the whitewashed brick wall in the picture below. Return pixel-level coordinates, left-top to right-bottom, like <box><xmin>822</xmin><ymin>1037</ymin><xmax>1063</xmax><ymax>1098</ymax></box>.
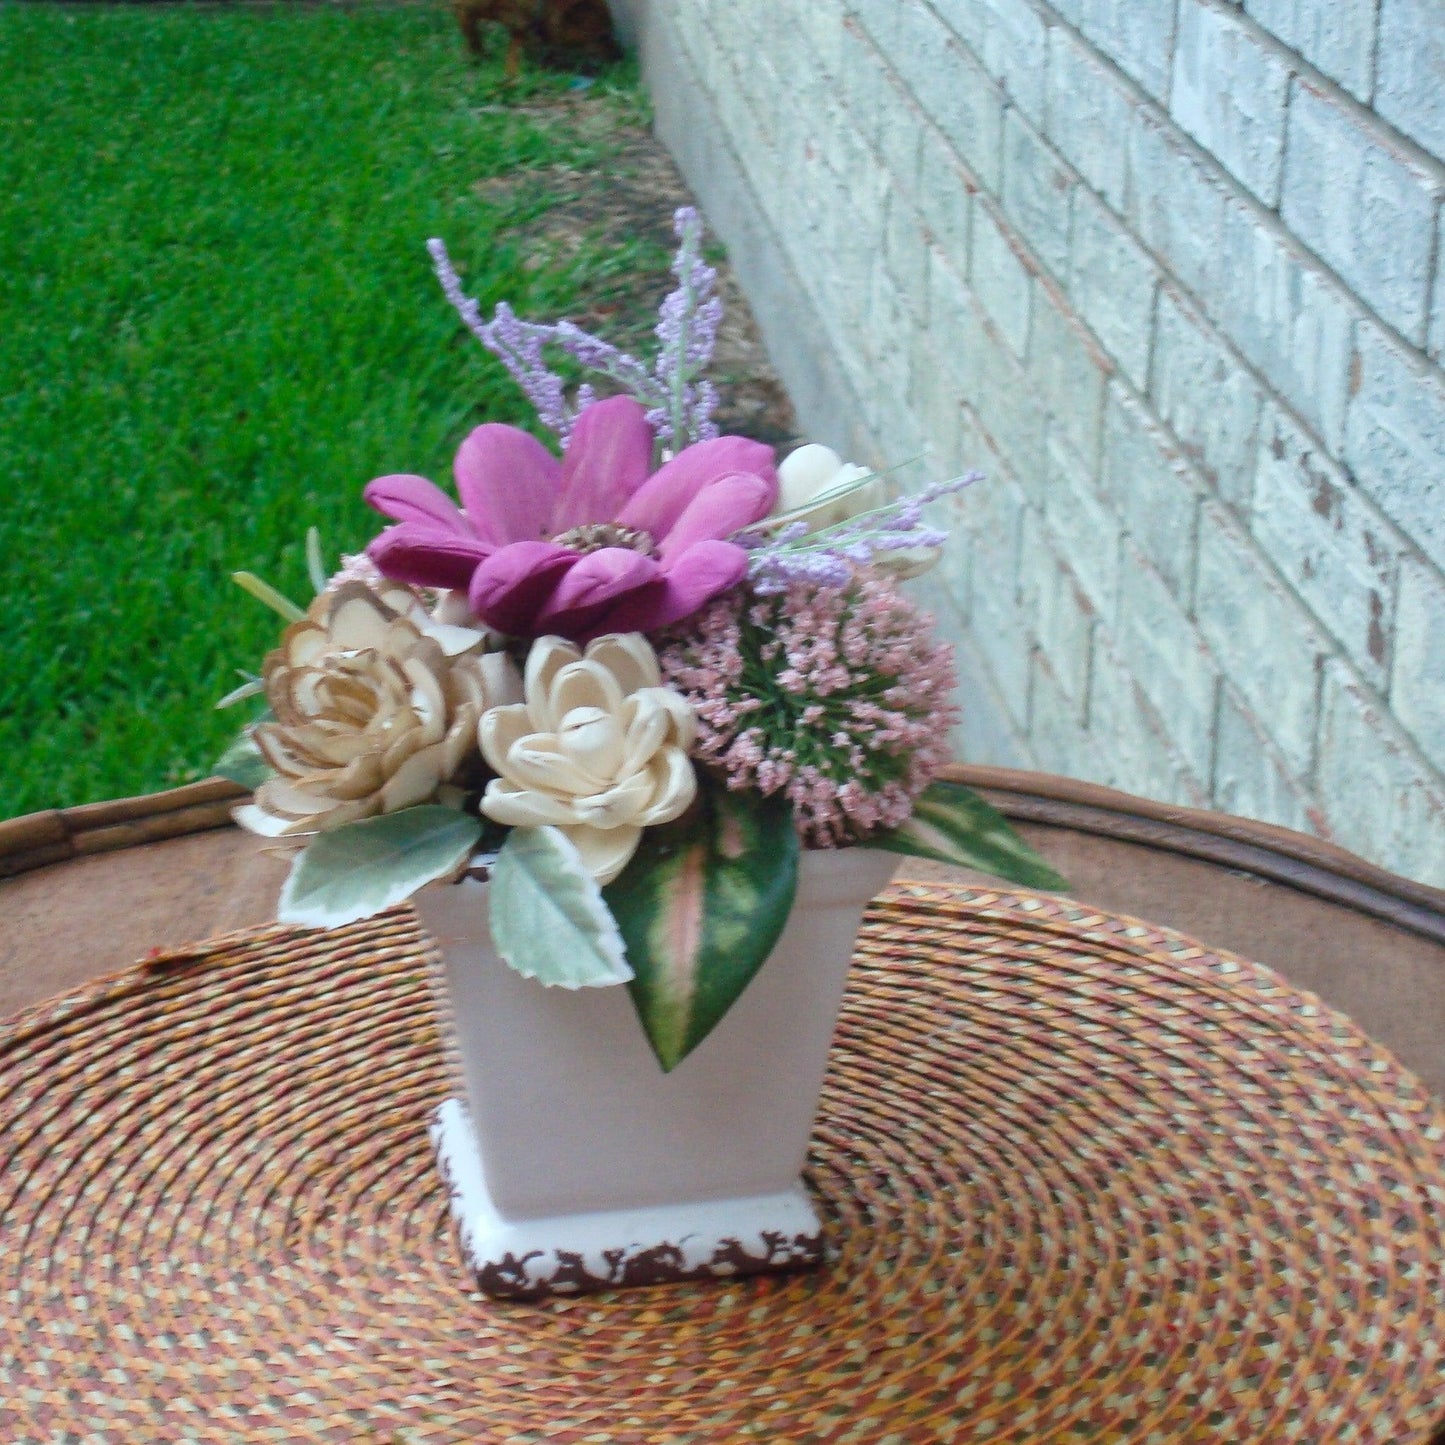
<box><xmin>625</xmin><ymin>0</ymin><xmax>1445</xmax><ymax>886</ymax></box>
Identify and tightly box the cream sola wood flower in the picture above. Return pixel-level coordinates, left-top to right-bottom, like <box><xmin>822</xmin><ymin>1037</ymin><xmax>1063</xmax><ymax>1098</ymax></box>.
<box><xmin>479</xmin><ymin>634</ymin><xmax>698</xmax><ymax>884</ymax></box>
<box><xmin>236</xmin><ymin>583</ymin><xmax>521</xmax><ymax>837</ymax></box>
<box><xmin>768</xmin><ymin>444</ymin><xmax>942</xmax><ymax>581</ymax></box>
<box><xmin>772</xmin><ymin>443</ymin><xmax>883</xmax><ymax>527</ymax></box>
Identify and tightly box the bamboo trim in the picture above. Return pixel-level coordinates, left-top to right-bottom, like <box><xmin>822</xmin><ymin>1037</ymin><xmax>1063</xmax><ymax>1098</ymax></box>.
<box><xmin>941</xmin><ymin>764</ymin><xmax>1445</xmax><ymax>943</ymax></box>
<box><xmin>0</xmin><ymin>780</ymin><xmax>246</xmax><ymax>879</ymax></box>
<box><xmin>2</xmin><ymin>770</ymin><xmax>1442</xmax><ymax>945</ymax></box>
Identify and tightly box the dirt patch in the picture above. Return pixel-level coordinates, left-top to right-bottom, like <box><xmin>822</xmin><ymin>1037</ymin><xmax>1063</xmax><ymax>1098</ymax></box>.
<box><xmin>473</xmin><ymin>88</ymin><xmax>799</xmax><ymax>447</ymax></box>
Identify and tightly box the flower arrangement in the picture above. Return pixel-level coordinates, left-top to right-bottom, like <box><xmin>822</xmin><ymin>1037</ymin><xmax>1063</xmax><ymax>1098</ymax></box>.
<box><xmin>219</xmin><ymin>209</ymin><xmax>1063</xmax><ymax>1070</ymax></box>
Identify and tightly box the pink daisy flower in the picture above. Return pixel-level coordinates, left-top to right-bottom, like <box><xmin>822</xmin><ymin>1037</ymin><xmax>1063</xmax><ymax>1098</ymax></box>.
<box><xmin>363</xmin><ymin>396</ymin><xmax>776</xmax><ymax>642</ymax></box>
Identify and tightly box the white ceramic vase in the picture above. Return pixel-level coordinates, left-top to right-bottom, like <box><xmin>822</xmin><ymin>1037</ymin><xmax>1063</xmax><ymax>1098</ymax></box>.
<box><xmin>415</xmin><ymin>846</ymin><xmax>898</xmax><ymax>1300</ymax></box>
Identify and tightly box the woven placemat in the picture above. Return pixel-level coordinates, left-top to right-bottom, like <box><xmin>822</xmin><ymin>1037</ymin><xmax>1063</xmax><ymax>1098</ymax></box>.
<box><xmin>2</xmin><ymin>882</ymin><xmax>1442</xmax><ymax>1443</ymax></box>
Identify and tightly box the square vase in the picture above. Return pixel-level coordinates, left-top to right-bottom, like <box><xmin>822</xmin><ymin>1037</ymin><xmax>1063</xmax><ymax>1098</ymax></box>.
<box><xmin>415</xmin><ymin>846</ymin><xmax>899</xmax><ymax>1299</ymax></box>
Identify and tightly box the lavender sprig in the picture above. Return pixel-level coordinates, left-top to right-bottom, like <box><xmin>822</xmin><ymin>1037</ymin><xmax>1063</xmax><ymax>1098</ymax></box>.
<box><xmin>428</xmin><ymin>214</ymin><xmax>724</xmax><ymax>450</ymax></box>
<box><xmin>650</xmin><ymin>207</ymin><xmax>723</xmax><ymax>448</ymax></box>
<box><xmin>743</xmin><ymin>471</ymin><xmax>982</xmax><ymax>594</ymax></box>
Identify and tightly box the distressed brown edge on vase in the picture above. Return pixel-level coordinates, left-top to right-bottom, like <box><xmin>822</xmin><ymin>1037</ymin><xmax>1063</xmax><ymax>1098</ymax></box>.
<box><xmin>468</xmin><ymin>1229</ymin><xmax>826</xmax><ymax>1302</ymax></box>
<box><xmin>3</xmin><ymin>770</ymin><xmax>1443</xmax><ymax>945</ymax></box>
<box><xmin>429</xmin><ymin>1102</ymin><xmax>825</xmax><ymax>1302</ymax></box>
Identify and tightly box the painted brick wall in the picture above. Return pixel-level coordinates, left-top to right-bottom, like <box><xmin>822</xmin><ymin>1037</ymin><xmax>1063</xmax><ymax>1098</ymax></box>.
<box><xmin>625</xmin><ymin>0</ymin><xmax>1445</xmax><ymax>886</ymax></box>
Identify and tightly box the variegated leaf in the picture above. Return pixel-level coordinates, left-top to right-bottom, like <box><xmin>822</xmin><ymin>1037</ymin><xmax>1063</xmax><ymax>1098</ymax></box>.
<box><xmin>874</xmin><ymin>780</ymin><xmax>1067</xmax><ymax>891</ymax></box>
<box><xmin>603</xmin><ymin>781</ymin><xmax>798</xmax><ymax>1072</ymax></box>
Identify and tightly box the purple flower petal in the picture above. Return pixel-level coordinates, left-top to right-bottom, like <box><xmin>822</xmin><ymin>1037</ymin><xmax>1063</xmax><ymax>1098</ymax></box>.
<box><xmin>467</xmin><ymin>541</ymin><xmax>578</xmax><ymax>636</ymax></box>
<box><xmin>656</xmin><ymin>471</ymin><xmax>778</xmax><ymax>562</ymax></box>
<box><xmin>454</xmin><ymin>424</ymin><xmax>563</xmax><ymax>547</ymax></box>
<box><xmin>617</xmin><ymin>436</ymin><xmax>776</xmax><ymax>541</ymax></box>
<box><xmin>367</xmin><ymin>523</ymin><xmax>492</xmax><ymax>591</ymax></box>
<box><xmin>601</xmin><ymin>540</ymin><xmax>748</xmax><ymax>633</ymax></box>
<box><xmin>534</xmin><ymin>547</ymin><xmax>661</xmax><ymax>634</ymax></box>
<box><xmin>550</xmin><ymin>397</ymin><xmax>655</xmax><ymax>534</ymax></box>
<box><xmin>363</xmin><ymin>473</ymin><xmax>468</xmax><ymax>532</ymax></box>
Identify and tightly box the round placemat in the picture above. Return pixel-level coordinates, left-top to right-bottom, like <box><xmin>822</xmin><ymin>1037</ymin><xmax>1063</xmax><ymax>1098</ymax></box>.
<box><xmin>2</xmin><ymin>882</ymin><xmax>1442</xmax><ymax>1443</ymax></box>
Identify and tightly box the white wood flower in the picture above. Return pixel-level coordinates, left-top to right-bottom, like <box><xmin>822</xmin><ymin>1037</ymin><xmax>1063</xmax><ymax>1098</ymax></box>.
<box><xmin>772</xmin><ymin>443</ymin><xmax>884</xmax><ymax>529</ymax></box>
<box><xmin>479</xmin><ymin>634</ymin><xmax>698</xmax><ymax>884</ymax></box>
<box><xmin>772</xmin><ymin>443</ymin><xmax>940</xmax><ymax>579</ymax></box>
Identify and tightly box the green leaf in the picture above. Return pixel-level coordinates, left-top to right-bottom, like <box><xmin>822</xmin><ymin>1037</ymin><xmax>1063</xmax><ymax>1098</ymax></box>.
<box><xmin>489</xmin><ymin>827</ymin><xmax>632</xmax><ymax>989</ymax></box>
<box><xmin>305</xmin><ymin>526</ymin><xmax>329</xmax><ymax>596</ymax></box>
<box><xmin>212</xmin><ymin>723</ymin><xmax>273</xmax><ymax>790</ymax></box>
<box><xmin>232</xmin><ymin>570</ymin><xmax>305</xmax><ymax>623</ymax></box>
<box><xmin>278</xmin><ymin>806</ymin><xmax>482</xmax><ymax>929</ymax></box>
<box><xmin>603</xmin><ymin>782</ymin><xmax>800</xmax><ymax>1072</ymax></box>
<box><xmin>215</xmin><ymin>675</ymin><xmax>265</xmax><ymax>710</ymax></box>
<box><xmin>873</xmin><ymin>780</ymin><xmax>1067</xmax><ymax>891</ymax></box>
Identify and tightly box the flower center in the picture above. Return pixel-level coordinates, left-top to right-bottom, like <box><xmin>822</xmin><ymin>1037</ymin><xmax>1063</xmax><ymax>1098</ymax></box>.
<box><xmin>551</xmin><ymin>522</ymin><xmax>657</xmax><ymax>557</ymax></box>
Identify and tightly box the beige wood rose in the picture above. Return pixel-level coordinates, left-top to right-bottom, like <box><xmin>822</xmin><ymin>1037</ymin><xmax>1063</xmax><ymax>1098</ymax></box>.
<box><xmin>236</xmin><ymin>583</ymin><xmax>521</xmax><ymax>837</ymax></box>
<box><xmin>478</xmin><ymin>634</ymin><xmax>698</xmax><ymax>884</ymax></box>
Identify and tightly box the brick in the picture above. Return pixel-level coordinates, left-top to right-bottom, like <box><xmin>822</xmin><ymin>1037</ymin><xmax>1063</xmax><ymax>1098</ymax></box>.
<box><xmin>894</xmin><ymin>1</ymin><xmax>1006</xmax><ymax>190</ymax></box>
<box><xmin>1251</xmin><ymin>402</ymin><xmax>1400</xmax><ymax>689</ymax></box>
<box><xmin>1029</xmin><ymin>649</ymin><xmax>1112</xmax><ymax>784</ymax></box>
<box><xmin>1194</xmin><ymin>501</ymin><xmax>1326</xmax><ymax>774</ymax></box>
<box><xmin>1117</xmin><ymin>541</ymin><xmax>1221</xmax><ymax>782</ymax></box>
<box><xmin>1044</xmin><ymin>25</ymin><xmax>1134</xmax><ymax>212</ymax></box>
<box><xmin>1089</xmin><ymin>634</ymin><xmax>1209</xmax><ymax>806</ymax></box>
<box><xmin>908</xmin><ymin>312</ymin><xmax>967</xmax><ymax>469</ymax></box>
<box><xmin>1343</xmin><ymin>320</ymin><xmax>1445</xmax><ymax>574</ymax></box>
<box><xmin>933</xmin><ymin>0</ymin><xmax>1050</xmax><ymax>127</ymax></box>
<box><xmin>1317</xmin><ymin>661</ymin><xmax>1445</xmax><ymax>886</ymax></box>
<box><xmin>970</xmin><ymin>201</ymin><xmax>1032</xmax><ymax>358</ymax></box>
<box><xmin>966</xmin><ymin>481</ymin><xmax>1033</xmax><ymax>727</ymax></box>
<box><xmin>1172</xmin><ymin>0</ymin><xmax>1292</xmax><ymax>206</ymax></box>
<box><xmin>1043</xmin><ymin>431</ymin><xmax>1123</xmax><ymax>623</ymax></box>
<box><xmin>973</xmin><ymin>298</ymin><xmax>1051</xmax><ymax>498</ymax></box>
<box><xmin>1100</xmin><ymin>383</ymin><xmax>1202</xmax><ymax>601</ymax></box>
<box><xmin>864</xmin><ymin>263</ymin><xmax>912</xmax><ymax>445</ymax></box>
<box><xmin>1029</xmin><ymin>288</ymin><xmax>1110</xmax><ymax>467</ymax></box>
<box><xmin>1019</xmin><ymin>514</ymin><xmax>1095</xmax><ymax>711</ymax></box>
<box><xmin>958</xmin><ymin>398</ymin><xmax>1002</xmax><ymax>468</ymax></box>
<box><xmin>927</xmin><ymin>244</ymin><xmax>985</xmax><ymax>398</ymax></box>
<box><xmin>1391</xmin><ymin>552</ymin><xmax>1445</xmax><ymax>776</ymax></box>
<box><xmin>790</xmin><ymin>0</ymin><xmax>848</xmax><ymax>81</ymax></box>
<box><xmin>1243</xmin><ymin>0</ymin><xmax>1377</xmax><ymax>102</ymax></box>
<box><xmin>876</xmin><ymin>70</ymin><xmax>925</xmax><ymax>200</ymax></box>
<box><xmin>1073</xmin><ymin>0</ymin><xmax>1179</xmax><ymax>104</ymax></box>
<box><xmin>1150</xmin><ymin>287</ymin><xmax>1262</xmax><ymax>508</ymax></box>
<box><xmin>1000</xmin><ymin>109</ymin><xmax>1074</xmax><ymax>285</ymax></box>
<box><xmin>1212</xmin><ymin>683</ymin><xmax>1317</xmax><ymax>835</ymax></box>
<box><xmin>1430</xmin><ymin>218</ymin><xmax>1445</xmax><ymax>365</ymax></box>
<box><xmin>821</xmin><ymin>111</ymin><xmax>891</xmax><ymax>321</ymax></box>
<box><xmin>1127</xmin><ymin>108</ymin><xmax>1229</xmax><ymax>304</ymax></box>
<box><xmin>1068</xmin><ymin>188</ymin><xmax>1160</xmax><ymax>390</ymax></box>
<box><xmin>1281</xmin><ymin>78</ymin><xmax>1441</xmax><ymax>346</ymax></box>
<box><xmin>847</xmin><ymin>0</ymin><xmax>901</xmax><ymax>53</ymax></box>
<box><xmin>953</xmin><ymin>628</ymin><xmax>1034</xmax><ymax>767</ymax></box>
<box><xmin>1216</xmin><ymin>197</ymin><xmax>1355</xmax><ymax>456</ymax></box>
<box><xmin>915</xmin><ymin>121</ymin><xmax>975</xmax><ymax>264</ymax></box>
<box><xmin>1376</xmin><ymin>0</ymin><xmax>1445</xmax><ymax>167</ymax></box>
<box><xmin>883</xmin><ymin>190</ymin><xmax>931</xmax><ymax>324</ymax></box>
<box><xmin>839</xmin><ymin>18</ymin><xmax>890</xmax><ymax>154</ymax></box>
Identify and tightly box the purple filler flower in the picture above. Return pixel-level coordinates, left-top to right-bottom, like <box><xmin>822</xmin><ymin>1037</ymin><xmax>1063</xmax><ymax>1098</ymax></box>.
<box><xmin>364</xmin><ymin>396</ymin><xmax>777</xmax><ymax>642</ymax></box>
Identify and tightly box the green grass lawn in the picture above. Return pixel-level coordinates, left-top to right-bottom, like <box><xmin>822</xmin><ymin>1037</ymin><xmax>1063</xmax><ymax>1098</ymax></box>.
<box><xmin>0</xmin><ymin>2</ymin><xmax>660</xmax><ymax>819</ymax></box>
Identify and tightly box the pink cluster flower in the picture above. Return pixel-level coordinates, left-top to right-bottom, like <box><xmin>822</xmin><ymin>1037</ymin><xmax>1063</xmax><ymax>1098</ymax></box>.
<box><xmin>658</xmin><ymin>571</ymin><xmax>960</xmax><ymax>847</ymax></box>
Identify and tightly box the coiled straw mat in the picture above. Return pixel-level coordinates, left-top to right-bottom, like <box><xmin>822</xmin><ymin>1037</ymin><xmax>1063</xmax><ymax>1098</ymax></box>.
<box><xmin>2</xmin><ymin>881</ymin><xmax>1442</xmax><ymax>1443</ymax></box>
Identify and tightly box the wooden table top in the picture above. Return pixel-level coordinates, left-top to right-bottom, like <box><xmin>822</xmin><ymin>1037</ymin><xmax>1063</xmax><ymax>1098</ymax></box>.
<box><xmin>3</xmin><ymin>765</ymin><xmax>1443</xmax><ymax>1095</ymax></box>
